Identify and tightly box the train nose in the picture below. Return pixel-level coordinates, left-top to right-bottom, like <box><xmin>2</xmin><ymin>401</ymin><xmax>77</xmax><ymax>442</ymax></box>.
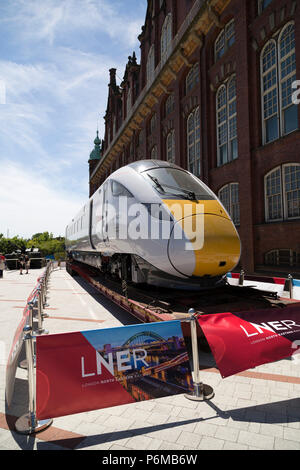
<box><xmin>168</xmin><ymin>214</ymin><xmax>241</xmax><ymax>277</ymax></box>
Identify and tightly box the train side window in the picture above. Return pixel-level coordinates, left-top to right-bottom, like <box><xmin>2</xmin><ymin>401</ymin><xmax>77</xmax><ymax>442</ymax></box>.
<box><xmin>111</xmin><ymin>180</ymin><xmax>133</xmax><ymax>198</ymax></box>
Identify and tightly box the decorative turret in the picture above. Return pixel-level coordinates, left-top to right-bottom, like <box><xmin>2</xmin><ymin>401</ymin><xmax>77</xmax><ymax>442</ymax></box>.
<box><xmin>88</xmin><ymin>130</ymin><xmax>102</xmax><ymax>185</ymax></box>
<box><xmin>89</xmin><ymin>130</ymin><xmax>102</xmax><ymax>161</ymax></box>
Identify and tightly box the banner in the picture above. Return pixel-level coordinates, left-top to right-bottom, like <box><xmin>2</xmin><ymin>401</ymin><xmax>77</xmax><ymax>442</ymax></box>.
<box><xmin>5</xmin><ymin>305</ymin><xmax>30</xmax><ymax>407</ymax></box>
<box><xmin>36</xmin><ymin>320</ymin><xmax>193</xmax><ymax>420</ymax></box>
<box><xmin>197</xmin><ymin>305</ymin><xmax>300</xmax><ymax>378</ymax></box>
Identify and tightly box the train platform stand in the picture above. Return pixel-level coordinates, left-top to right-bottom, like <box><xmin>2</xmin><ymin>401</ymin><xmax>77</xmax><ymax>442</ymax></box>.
<box><xmin>0</xmin><ymin>264</ymin><xmax>300</xmax><ymax>452</ymax></box>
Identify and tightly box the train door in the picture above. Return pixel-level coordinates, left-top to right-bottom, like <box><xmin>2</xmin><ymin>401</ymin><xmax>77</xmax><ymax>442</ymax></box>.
<box><xmin>89</xmin><ymin>199</ymin><xmax>96</xmax><ymax>250</ymax></box>
<box><xmin>102</xmin><ymin>182</ymin><xmax>109</xmax><ymax>247</ymax></box>
<box><xmin>90</xmin><ymin>190</ymin><xmax>103</xmax><ymax>250</ymax></box>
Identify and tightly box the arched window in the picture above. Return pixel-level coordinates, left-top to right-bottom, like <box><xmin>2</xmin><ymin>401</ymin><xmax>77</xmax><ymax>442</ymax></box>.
<box><xmin>265</xmin><ymin>163</ymin><xmax>300</xmax><ymax>221</ymax></box>
<box><xmin>147</xmin><ymin>45</ymin><xmax>155</xmax><ymax>85</ymax></box>
<box><xmin>151</xmin><ymin>145</ymin><xmax>158</xmax><ymax>159</ymax></box>
<box><xmin>150</xmin><ymin>113</ymin><xmax>157</xmax><ymax>135</ymax></box>
<box><xmin>216</xmin><ymin>75</ymin><xmax>238</xmax><ymax>166</ymax></box>
<box><xmin>187</xmin><ymin>107</ymin><xmax>201</xmax><ymax>177</ymax></box>
<box><xmin>218</xmin><ymin>183</ymin><xmax>240</xmax><ymax>226</ymax></box>
<box><xmin>161</xmin><ymin>13</ymin><xmax>172</xmax><ymax>65</ymax></box>
<box><xmin>215</xmin><ymin>19</ymin><xmax>235</xmax><ymax>62</ymax></box>
<box><xmin>279</xmin><ymin>22</ymin><xmax>298</xmax><ymax>136</ymax></box>
<box><xmin>126</xmin><ymin>86</ymin><xmax>132</xmax><ymax>117</ymax></box>
<box><xmin>186</xmin><ymin>63</ymin><xmax>200</xmax><ymax>94</ymax></box>
<box><xmin>261</xmin><ymin>22</ymin><xmax>298</xmax><ymax>144</ymax></box>
<box><xmin>166</xmin><ymin>130</ymin><xmax>175</xmax><ymax>163</ymax></box>
<box><xmin>165</xmin><ymin>94</ymin><xmax>175</xmax><ymax>116</ymax></box>
<box><xmin>258</xmin><ymin>0</ymin><xmax>273</xmax><ymax>14</ymax></box>
<box><xmin>261</xmin><ymin>40</ymin><xmax>278</xmax><ymax>143</ymax></box>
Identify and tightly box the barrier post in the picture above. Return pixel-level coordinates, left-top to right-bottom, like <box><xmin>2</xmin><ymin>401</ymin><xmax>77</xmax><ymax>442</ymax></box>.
<box><xmin>239</xmin><ymin>269</ymin><xmax>245</xmax><ymax>286</ymax></box>
<box><xmin>185</xmin><ymin>309</ymin><xmax>214</xmax><ymax>402</ymax></box>
<box><xmin>35</xmin><ymin>287</ymin><xmax>49</xmax><ymax>336</ymax></box>
<box><xmin>288</xmin><ymin>274</ymin><xmax>293</xmax><ymax>299</ymax></box>
<box><xmin>19</xmin><ymin>301</ymin><xmax>35</xmax><ymax>370</ymax></box>
<box><xmin>43</xmin><ymin>275</ymin><xmax>49</xmax><ymax>308</ymax></box>
<box><xmin>15</xmin><ymin>325</ymin><xmax>53</xmax><ymax>434</ymax></box>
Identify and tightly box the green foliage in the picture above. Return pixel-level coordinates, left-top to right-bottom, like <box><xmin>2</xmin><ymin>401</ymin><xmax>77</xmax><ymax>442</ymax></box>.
<box><xmin>27</xmin><ymin>232</ymin><xmax>65</xmax><ymax>257</ymax></box>
<box><xmin>0</xmin><ymin>231</ymin><xmax>65</xmax><ymax>258</ymax></box>
<box><xmin>0</xmin><ymin>235</ymin><xmax>27</xmax><ymax>254</ymax></box>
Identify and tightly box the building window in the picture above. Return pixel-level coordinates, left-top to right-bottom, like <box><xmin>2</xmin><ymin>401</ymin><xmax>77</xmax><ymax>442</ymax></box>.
<box><xmin>126</xmin><ymin>86</ymin><xmax>132</xmax><ymax>117</ymax></box>
<box><xmin>258</xmin><ymin>0</ymin><xmax>273</xmax><ymax>14</ymax></box>
<box><xmin>161</xmin><ymin>13</ymin><xmax>172</xmax><ymax>65</ymax></box>
<box><xmin>216</xmin><ymin>75</ymin><xmax>238</xmax><ymax>166</ymax></box>
<box><xmin>166</xmin><ymin>130</ymin><xmax>175</xmax><ymax>163</ymax></box>
<box><xmin>215</xmin><ymin>19</ymin><xmax>235</xmax><ymax>62</ymax></box>
<box><xmin>265</xmin><ymin>164</ymin><xmax>300</xmax><ymax>222</ymax></box>
<box><xmin>261</xmin><ymin>22</ymin><xmax>298</xmax><ymax>145</ymax></box>
<box><xmin>150</xmin><ymin>113</ymin><xmax>157</xmax><ymax>135</ymax></box>
<box><xmin>187</xmin><ymin>107</ymin><xmax>201</xmax><ymax>177</ymax></box>
<box><xmin>165</xmin><ymin>94</ymin><xmax>175</xmax><ymax>116</ymax></box>
<box><xmin>138</xmin><ymin>129</ymin><xmax>144</xmax><ymax>148</ymax></box>
<box><xmin>265</xmin><ymin>249</ymin><xmax>299</xmax><ymax>267</ymax></box>
<box><xmin>151</xmin><ymin>145</ymin><xmax>158</xmax><ymax>159</ymax></box>
<box><xmin>218</xmin><ymin>183</ymin><xmax>240</xmax><ymax>226</ymax></box>
<box><xmin>147</xmin><ymin>45</ymin><xmax>155</xmax><ymax>85</ymax></box>
<box><xmin>186</xmin><ymin>63</ymin><xmax>199</xmax><ymax>94</ymax></box>
<box><xmin>129</xmin><ymin>140</ymin><xmax>135</xmax><ymax>162</ymax></box>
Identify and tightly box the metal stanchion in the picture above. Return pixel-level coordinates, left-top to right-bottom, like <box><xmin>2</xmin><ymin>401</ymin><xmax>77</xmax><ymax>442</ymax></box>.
<box><xmin>35</xmin><ymin>287</ymin><xmax>49</xmax><ymax>336</ymax></box>
<box><xmin>19</xmin><ymin>301</ymin><xmax>35</xmax><ymax>370</ymax></box>
<box><xmin>288</xmin><ymin>274</ymin><xmax>293</xmax><ymax>299</ymax></box>
<box><xmin>15</xmin><ymin>325</ymin><xmax>53</xmax><ymax>435</ymax></box>
<box><xmin>185</xmin><ymin>309</ymin><xmax>214</xmax><ymax>402</ymax></box>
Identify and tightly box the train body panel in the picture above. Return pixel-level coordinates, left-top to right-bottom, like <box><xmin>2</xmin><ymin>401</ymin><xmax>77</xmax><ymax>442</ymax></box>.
<box><xmin>66</xmin><ymin>160</ymin><xmax>241</xmax><ymax>289</ymax></box>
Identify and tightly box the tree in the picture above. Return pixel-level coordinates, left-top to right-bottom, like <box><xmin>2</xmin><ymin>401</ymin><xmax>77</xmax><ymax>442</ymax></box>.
<box><xmin>0</xmin><ymin>236</ymin><xmax>27</xmax><ymax>254</ymax></box>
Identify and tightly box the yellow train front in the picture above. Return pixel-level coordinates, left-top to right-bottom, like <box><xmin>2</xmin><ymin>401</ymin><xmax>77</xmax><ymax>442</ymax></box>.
<box><xmin>66</xmin><ymin>160</ymin><xmax>241</xmax><ymax>290</ymax></box>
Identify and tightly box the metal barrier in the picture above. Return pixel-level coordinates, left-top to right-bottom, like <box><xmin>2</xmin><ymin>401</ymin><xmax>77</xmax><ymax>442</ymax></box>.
<box><xmin>13</xmin><ymin>261</ymin><xmax>214</xmax><ymax>435</ymax></box>
<box><xmin>14</xmin><ymin>260</ymin><xmax>53</xmax><ymax>434</ymax></box>
<box><xmin>185</xmin><ymin>309</ymin><xmax>214</xmax><ymax>402</ymax></box>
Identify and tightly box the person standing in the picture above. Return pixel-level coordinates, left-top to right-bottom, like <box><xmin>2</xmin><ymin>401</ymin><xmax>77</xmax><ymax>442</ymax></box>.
<box><xmin>0</xmin><ymin>253</ymin><xmax>6</xmax><ymax>278</ymax></box>
<box><xmin>25</xmin><ymin>254</ymin><xmax>30</xmax><ymax>274</ymax></box>
<box><xmin>18</xmin><ymin>254</ymin><xmax>25</xmax><ymax>275</ymax></box>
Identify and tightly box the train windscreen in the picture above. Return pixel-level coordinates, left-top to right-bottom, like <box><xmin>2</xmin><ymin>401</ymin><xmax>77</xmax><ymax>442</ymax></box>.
<box><xmin>142</xmin><ymin>168</ymin><xmax>216</xmax><ymax>200</ymax></box>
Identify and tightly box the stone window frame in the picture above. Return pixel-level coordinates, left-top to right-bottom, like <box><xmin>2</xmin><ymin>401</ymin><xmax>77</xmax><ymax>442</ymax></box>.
<box><xmin>260</xmin><ymin>21</ymin><xmax>298</xmax><ymax>145</ymax></box>
<box><xmin>264</xmin><ymin>163</ymin><xmax>300</xmax><ymax>222</ymax></box>
<box><xmin>218</xmin><ymin>182</ymin><xmax>240</xmax><ymax>226</ymax></box>
<box><xmin>166</xmin><ymin>129</ymin><xmax>175</xmax><ymax>163</ymax></box>
<box><xmin>161</xmin><ymin>13</ymin><xmax>173</xmax><ymax>65</ymax></box>
<box><xmin>187</xmin><ymin>106</ymin><xmax>201</xmax><ymax>177</ymax></box>
<box><xmin>216</xmin><ymin>74</ymin><xmax>238</xmax><ymax>167</ymax></box>
<box><xmin>214</xmin><ymin>19</ymin><xmax>235</xmax><ymax>62</ymax></box>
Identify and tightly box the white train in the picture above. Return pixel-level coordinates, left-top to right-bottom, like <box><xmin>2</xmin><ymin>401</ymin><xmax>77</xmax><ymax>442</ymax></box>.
<box><xmin>66</xmin><ymin>160</ymin><xmax>241</xmax><ymax>289</ymax></box>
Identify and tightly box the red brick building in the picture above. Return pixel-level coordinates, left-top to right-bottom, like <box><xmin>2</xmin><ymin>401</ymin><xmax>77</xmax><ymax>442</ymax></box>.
<box><xmin>88</xmin><ymin>0</ymin><xmax>300</xmax><ymax>275</ymax></box>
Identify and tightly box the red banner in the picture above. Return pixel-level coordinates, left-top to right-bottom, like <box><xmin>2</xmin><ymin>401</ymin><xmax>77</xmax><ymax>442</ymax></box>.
<box><xmin>36</xmin><ymin>321</ymin><xmax>193</xmax><ymax>420</ymax></box>
<box><xmin>197</xmin><ymin>305</ymin><xmax>300</xmax><ymax>378</ymax></box>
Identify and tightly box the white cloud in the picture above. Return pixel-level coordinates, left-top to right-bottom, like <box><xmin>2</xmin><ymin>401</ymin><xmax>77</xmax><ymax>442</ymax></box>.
<box><xmin>1</xmin><ymin>0</ymin><xmax>143</xmax><ymax>47</ymax></box>
<box><xmin>0</xmin><ymin>0</ymin><xmax>147</xmax><ymax>238</ymax></box>
<box><xmin>0</xmin><ymin>162</ymin><xmax>85</xmax><ymax>238</ymax></box>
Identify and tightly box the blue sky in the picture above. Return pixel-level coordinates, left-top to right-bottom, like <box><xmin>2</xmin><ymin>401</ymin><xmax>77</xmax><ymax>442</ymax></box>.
<box><xmin>82</xmin><ymin>321</ymin><xmax>184</xmax><ymax>350</ymax></box>
<box><xmin>0</xmin><ymin>0</ymin><xmax>147</xmax><ymax>238</ymax></box>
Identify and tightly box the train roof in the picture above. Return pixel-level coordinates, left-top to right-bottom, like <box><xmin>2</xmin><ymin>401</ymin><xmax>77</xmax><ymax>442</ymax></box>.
<box><xmin>128</xmin><ymin>160</ymin><xmax>183</xmax><ymax>174</ymax></box>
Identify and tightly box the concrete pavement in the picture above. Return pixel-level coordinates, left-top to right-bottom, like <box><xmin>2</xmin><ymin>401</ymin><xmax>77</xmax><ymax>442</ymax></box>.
<box><xmin>0</xmin><ymin>266</ymin><xmax>299</xmax><ymax>451</ymax></box>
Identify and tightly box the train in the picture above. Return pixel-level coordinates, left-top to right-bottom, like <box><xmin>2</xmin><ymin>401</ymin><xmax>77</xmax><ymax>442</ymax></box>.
<box><xmin>66</xmin><ymin>160</ymin><xmax>241</xmax><ymax>290</ymax></box>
